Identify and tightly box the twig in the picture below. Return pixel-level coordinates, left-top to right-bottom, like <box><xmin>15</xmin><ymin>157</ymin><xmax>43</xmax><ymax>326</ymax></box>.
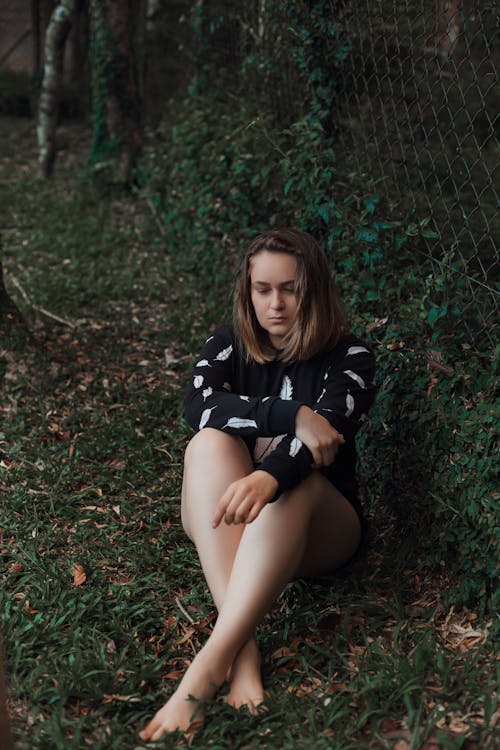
<box><xmin>175</xmin><ymin>596</ymin><xmax>195</xmax><ymax>625</ymax></box>
<box><xmin>35</xmin><ymin>305</ymin><xmax>76</xmax><ymax>328</ymax></box>
<box><xmin>8</xmin><ymin>273</ymin><xmax>76</xmax><ymax>329</ymax></box>
<box><xmin>7</xmin><ymin>273</ymin><xmax>31</xmax><ymax>307</ymax></box>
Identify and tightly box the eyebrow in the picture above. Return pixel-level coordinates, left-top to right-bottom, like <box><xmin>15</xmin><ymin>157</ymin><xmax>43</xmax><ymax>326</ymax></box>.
<box><xmin>252</xmin><ymin>279</ymin><xmax>296</xmax><ymax>287</ymax></box>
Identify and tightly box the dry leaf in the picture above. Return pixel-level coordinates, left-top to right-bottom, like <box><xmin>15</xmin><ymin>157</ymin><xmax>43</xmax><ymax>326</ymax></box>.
<box><xmin>102</xmin><ymin>693</ymin><xmax>141</xmax><ymax>703</ymax></box>
<box><xmin>106</xmin><ymin>458</ymin><xmax>125</xmax><ymax>470</ymax></box>
<box><xmin>8</xmin><ymin>562</ymin><xmax>24</xmax><ymax>573</ymax></box>
<box><xmin>425</xmin><ymin>349</ymin><xmax>454</xmax><ymax>375</ymax></box>
<box><xmin>271</xmin><ymin>646</ymin><xmax>297</xmax><ymax>660</ymax></box>
<box><xmin>365</xmin><ymin>316</ymin><xmax>388</xmax><ymax>331</ymax></box>
<box><xmin>176</xmin><ymin>627</ymin><xmax>196</xmax><ymax>645</ymax></box>
<box><xmin>72</xmin><ymin>563</ymin><xmax>87</xmax><ymax>586</ymax></box>
<box><xmin>164</xmin><ymin>670</ymin><xmax>184</xmax><ymax>680</ymax></box>
<box><xmin>437</xmin><ymin>714</ymin><xmax>471</xmax><ymax>735</ymax></box>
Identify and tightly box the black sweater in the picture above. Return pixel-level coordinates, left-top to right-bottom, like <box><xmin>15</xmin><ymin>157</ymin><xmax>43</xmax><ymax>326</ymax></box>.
<box><xmin>184</xmin><ymin>325</ymin><xmax>376</xmax><ymax>511</ymax></box>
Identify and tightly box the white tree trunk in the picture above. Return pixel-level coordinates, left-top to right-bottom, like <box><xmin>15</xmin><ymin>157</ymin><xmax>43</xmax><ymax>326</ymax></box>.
<box><xmin>37</xmin><ymin>0</ymin><xmax>75</xmax><ymax>177</ymax></box>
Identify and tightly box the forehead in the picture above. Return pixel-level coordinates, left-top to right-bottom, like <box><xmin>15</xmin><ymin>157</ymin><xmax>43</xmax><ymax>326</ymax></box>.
<box><xmin>249</xmin><ymin>251</ymin><xmax>297</xmax><ymax>280</ymax></box>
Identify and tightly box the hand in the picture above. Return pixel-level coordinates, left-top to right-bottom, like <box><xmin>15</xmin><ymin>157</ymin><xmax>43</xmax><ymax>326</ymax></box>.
<box><xmin>295</xmin><ymin>405</ymin><xmax>345</xmax><ymax>467</ymax></box>
<box><xmin>212</xmin><ymin>471</ymin><xmax>279</xmax><ymax>528</ymax></box>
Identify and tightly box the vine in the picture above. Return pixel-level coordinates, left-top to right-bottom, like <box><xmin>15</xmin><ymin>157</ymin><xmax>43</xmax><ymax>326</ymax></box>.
<box><xmin>145</xmin><ymin>0</ymin><xmax>497</xmax><ymax>609</ymax></box>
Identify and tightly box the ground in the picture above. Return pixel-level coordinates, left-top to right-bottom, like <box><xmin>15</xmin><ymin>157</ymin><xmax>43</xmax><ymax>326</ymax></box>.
<box><xmin>0</xmin><ymin>115</ymin><xmax>496</xmax><ymax>749</ymax></box>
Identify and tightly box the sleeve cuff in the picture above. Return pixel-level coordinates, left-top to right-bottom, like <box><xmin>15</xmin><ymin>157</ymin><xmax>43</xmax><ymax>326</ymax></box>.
<box><xmin>268</xmin><ymin>399</ymin><xmax>303</xmax><ymax>434</ymax></box>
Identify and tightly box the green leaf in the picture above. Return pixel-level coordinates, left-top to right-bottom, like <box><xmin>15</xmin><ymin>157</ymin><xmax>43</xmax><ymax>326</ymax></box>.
<box><xmin>363</xmin><ymin>195</ymin><xmax>380</xmax><ymax>214</ymax></box>
<box><xmin>357</xmin><ymin>228</ymin><xmax>378</xmax><ymax>243</ymax></box>
<box><xmin>318</xmin><ymin>204</ymin><xmax>329</xmax><ymax>224</ymax></box>
<box><xmin>284</xmin><ymin>178</ymin><xmax>294</xmax><ymax>196</ymax></box>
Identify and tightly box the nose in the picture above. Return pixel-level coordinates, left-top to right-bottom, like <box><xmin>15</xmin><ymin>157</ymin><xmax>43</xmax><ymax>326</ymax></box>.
<box><xmin>270</xmin><ymin>290</ymin><xmax>285</xmax><ymax>309</ymax></box>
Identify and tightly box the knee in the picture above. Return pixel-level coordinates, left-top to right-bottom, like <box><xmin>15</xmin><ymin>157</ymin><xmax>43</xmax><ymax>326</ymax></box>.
<box><xmin>184</xmin><ymin>428</ymin><xmax>244</xmax><ymax>469</ymax></box>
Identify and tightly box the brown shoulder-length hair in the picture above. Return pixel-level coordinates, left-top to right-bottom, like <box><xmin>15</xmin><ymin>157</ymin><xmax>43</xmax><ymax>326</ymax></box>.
<box><xmin>234</xmin><ymin>228</ymin><xmax>349</xmax><ymax>363</ymax></box>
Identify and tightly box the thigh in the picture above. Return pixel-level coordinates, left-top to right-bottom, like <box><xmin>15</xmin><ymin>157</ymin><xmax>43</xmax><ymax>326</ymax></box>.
<box><xmin>181</xmin><ymin>428</ymin><xmax>253</xmax><ymax>540</ymax></box>
<box><xmin>290</xmin><ymin>472</ymin><xmax>362</xmax><ymax>578</ymax></box>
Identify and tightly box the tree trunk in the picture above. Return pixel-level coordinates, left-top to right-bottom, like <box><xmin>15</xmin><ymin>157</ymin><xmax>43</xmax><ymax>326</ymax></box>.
<box><xmin>89</xmin><ymin>0</ymin><xmax>141</xmax><ymax>186</ymax></box>
<box><xmin>37</xmin><ymin>0</ymin><xmax>75</xmax><ymax>178</ymax></box>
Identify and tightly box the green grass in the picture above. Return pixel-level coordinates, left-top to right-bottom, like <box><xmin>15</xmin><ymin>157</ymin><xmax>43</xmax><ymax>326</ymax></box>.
<box><xmin>0</xmin><ymin>116</ymin><xmax>497</xmax><ymax>749</ymax></box>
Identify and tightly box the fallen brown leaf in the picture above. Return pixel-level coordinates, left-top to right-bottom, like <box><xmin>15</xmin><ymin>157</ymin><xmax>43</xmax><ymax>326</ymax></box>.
<box><xmin>102</xmin><ymin>693</ymin><xmax>141</xmax><ymax>703</ymax></box>
<box><xmin>72</xmin><ymin>563</ymin><xmax>87</xmax><ymax>586</ymax></box>
<box><xmin>8</xmin><ymin>562</ymin><xmax>24</xmax><ymax>574</ymax></box>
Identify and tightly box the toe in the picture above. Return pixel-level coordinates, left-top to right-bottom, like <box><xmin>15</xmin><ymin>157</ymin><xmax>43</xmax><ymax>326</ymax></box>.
<box><xmin>139</xmin><ymin>720</ymin><xmax>154</xmax><ymax>741</ymax></box>
<box><xmin>151</xmin><ymin>724</ymin><xmax>167</xmax><ymax>741</ymax></box>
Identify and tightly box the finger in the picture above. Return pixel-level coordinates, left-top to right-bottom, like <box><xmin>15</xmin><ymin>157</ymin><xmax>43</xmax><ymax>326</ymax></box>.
<box><xmin>212</xmin><ymin>504</ymin><xmax>224</xmax><ymax>528</ymax></box>
<box><xmin>212</xmin><ymin>491</ymin><xmax>232</xmax><ymax>528</ymax></box>
<box><xmin>246</xmin><ymin>500</ymin><xmax>266</xmax><ymax>524</ymax></box>
<box><xmin>309</xmin><ymin>445</ymin><xmax>323</xmax><ymax>467</ymax></box>
<box><xmin>226</xmin><ymin>495</ymin><xmax>254</xmax><ymax>525</ymax></box>
<box><xmin>237</xmin><ymin>496</ymin><xmax>263</xmax><ymax>524</ymax></box>
<box><xmin>222</xmin><ymin>491</ymin><xmax>248</xmax><ymax>525</ymax></box>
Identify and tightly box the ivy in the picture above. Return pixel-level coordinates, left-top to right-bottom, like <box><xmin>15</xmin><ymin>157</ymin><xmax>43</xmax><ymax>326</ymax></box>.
<box><xmin>144</xmin><ymin>0</ymin><xmax>497</xmax><ymax>610</ymax></box>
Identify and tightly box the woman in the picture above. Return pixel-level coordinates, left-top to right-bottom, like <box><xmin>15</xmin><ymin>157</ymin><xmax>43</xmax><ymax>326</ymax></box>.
<box><xmin>140</xmin><ymin>228</ymin><xmax>376</xmax><ymax>741</ymax></box>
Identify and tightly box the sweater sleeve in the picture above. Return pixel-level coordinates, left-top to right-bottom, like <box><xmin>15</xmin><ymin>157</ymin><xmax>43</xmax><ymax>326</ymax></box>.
<box><xmin>258</xmin><ymin>339</ymin><xmax>376</xmax><ymax>495</ymax></box>
<box><xmin>184</xmin><ymin>327</ymin><xmax>303</xmax><ymax>437</ymax></box>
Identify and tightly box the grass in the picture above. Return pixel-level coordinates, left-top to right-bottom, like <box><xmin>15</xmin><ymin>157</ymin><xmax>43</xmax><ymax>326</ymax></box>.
<box><xmin>0</xmin><ymin>115</ymin><xmax>497</xmax><ymax>749</ymax></box>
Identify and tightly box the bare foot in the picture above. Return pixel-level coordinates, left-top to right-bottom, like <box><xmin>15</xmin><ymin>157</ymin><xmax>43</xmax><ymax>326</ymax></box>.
<box><xmin>225</xmin><ymin>639</ymin><xmax>266</xmax><ymax>713</ymax></box>
<box><xmin>139</xmin><ymin>651</ymin><xmax>225</xmax><ymax>741</ymax></box>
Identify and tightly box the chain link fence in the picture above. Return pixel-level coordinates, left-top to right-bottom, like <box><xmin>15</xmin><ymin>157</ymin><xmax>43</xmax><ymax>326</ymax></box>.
<box><xmin>335</xmin><ymin>0</ymin><xmax>498</xmax><ymax>344</ymax></box>
<box><xmin>194</xmin><ymin>0</ymin><xmax>498</xmax><ymax>344</ymax></box>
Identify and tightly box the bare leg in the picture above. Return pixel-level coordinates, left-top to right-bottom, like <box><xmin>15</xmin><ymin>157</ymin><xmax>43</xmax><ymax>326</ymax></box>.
<box><xmin>141</xmin><ymin>430</ymin><xmax>261</xmax><ymax>740</ymax></box>
<box><xmin>140</xmin><ymin>430</ymin><xmax>361</xmax><ymax>740</ymax></box>
<box><xmin>180</xmin><ymin>430</ymin><xmax>264</xmax><ymax>709</ymax></box>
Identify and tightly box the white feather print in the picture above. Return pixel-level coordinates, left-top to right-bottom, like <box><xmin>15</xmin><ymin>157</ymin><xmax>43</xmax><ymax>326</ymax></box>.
<box><xmin>262</xmin><ymin>396</ymin><xmax>271</xmax><ymax>402</ymax></box>
<box><xmin>279</xmin><ymin>375</ymin><xmax>293</xmax><ymax>400</ymax></box>
<box><xmin>215</xmin><ymin>344</ymin><xmax>233</xmax><ymax>361</ymax></box>
<box><xmin>196</xmin><ymin>359</ymin><xmax>211</xmax><ymax>367</ymax></box>
<box><xmin>193</xmin><ymin>375</ymin><xmax>204</xmax><ymax>388</ymax></box>
<box><xmin>344</xmin><ymin>370</ymin><xmax>366</xmax><ymax>388</ymax></box>
<box><xmin>347</xmin><ymin>346</ymin><xmax>369</xmax><ymax>356</ymax></box>
<box><xmin>345</xmin><ymin>392</ymin><xmax>355</xmax><ymax>417</ymax></box>
<box><xmin>205</xmin><ymin>336</ymin><xmax>214</xmax><ymax>344</ymax></box>
<box><xmin>202</xmin><ymin>387</ymin><xmax>213</xmax><ymax>401</ymax></box>
<box><xmin>223</xmin><ymin>417</ymin><xmax>258</xmax><ymax>430</ymax></box>
<box><xmin>199</xmin><ymin>406</ymin><xmax>217</xmax><ymax>429</ymax></box>
<box><xmin>289</xmin><ymin>437</ymin><xmax>303</xmax><ymax>457</ymax></box>
<box><xmin>240</xmin><ymin>395</ymin><xmax>250</xmax><ymax>401</ymax></box>
<box><xmin>317</xmin><ymin>387</ymin><xmax>326</xmax><ymax>402</ymax></box>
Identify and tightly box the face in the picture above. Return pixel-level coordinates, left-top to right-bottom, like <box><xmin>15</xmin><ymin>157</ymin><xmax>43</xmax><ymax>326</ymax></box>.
<box><xmin>250</xmin><ymin>251</ymin><xmax>299</xmax><ymax>348</ymax></box>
